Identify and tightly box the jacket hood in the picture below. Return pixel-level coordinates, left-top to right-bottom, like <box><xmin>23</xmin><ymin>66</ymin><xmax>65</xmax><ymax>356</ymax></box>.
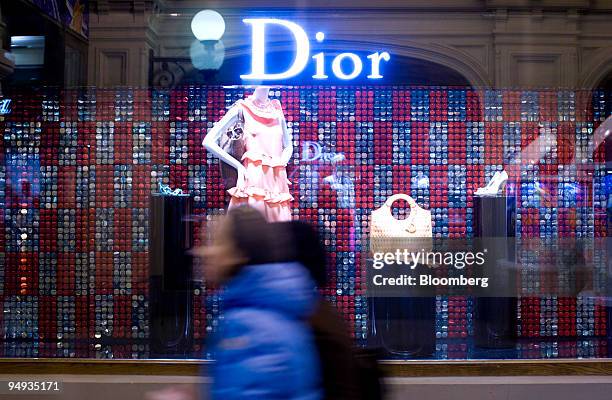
<box><xmin>223</xmin><ymin>262</ymin><xmax>317</xmax><ymax>319</ymax></box>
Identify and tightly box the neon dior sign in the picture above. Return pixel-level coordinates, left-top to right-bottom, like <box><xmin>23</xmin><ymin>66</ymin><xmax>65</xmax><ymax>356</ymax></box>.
<box><xmin>240</xmin><ymin>18</ymin><xmax>391</xmax><ymax>81</ymax></box>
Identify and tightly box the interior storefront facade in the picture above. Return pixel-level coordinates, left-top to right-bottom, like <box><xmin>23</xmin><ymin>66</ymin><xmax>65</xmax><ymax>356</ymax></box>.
<box><xmin>0</xmin><ymin>0</ymin><xmax>612</xmax><ymax>378</ymax></box>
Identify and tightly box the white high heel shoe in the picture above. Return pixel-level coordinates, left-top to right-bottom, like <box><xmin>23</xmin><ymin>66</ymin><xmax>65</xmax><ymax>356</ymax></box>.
<box><xmin>475</xmin><ymin>170</ymin><xmax>509</xmax><ymax>196</ymax></box>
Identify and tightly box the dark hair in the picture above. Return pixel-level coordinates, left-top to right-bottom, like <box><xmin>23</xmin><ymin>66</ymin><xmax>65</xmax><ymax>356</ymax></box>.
<box><xmin>225</xmin><ymin>206</ymin><xmax>284</xmax><ymax>267</ymax></box>
<box><xmin>275</xmin><ymin>221</ymin><xmax>328</xmax><ymax>287</ymax></box>
<box><xmin>224</xmin><ymin>209</ymin><xmax>328</xmax><ymax>285</ymax></box>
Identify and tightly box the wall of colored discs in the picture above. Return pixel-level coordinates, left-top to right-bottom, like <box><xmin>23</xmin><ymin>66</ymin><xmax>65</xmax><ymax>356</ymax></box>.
<box><xmin>0</xmin><ymin>86</ymin><xmax>610</xmax><ymax>359</ymax></box>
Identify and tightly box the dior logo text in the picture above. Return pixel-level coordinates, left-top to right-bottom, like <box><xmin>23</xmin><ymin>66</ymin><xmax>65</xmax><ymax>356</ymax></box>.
<box><xmin>241</xmin><ymin>18</ymin><xmax>391</xmax><ymax>81</ymax></box>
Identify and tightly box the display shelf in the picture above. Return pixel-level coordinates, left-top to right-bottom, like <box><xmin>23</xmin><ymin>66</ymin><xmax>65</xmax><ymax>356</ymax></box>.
<box><xmin>0</xmin><ymin>358</ymin><xmax>611</xmax><ymax>377</ymax></box>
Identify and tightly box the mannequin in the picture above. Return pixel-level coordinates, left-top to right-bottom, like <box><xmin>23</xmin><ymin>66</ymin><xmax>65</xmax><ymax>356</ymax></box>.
<box><xmin>575</xmin><ymin>115</ymin><xmax>611</xmax><ymax>165</ymax></box>
<box><xmin>203</xmin><ymin>86</ymin><xmax>294</xmax><ymax>221</ymax></box>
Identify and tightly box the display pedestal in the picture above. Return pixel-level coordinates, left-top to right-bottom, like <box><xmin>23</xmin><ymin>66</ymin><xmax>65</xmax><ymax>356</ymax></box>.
<box><xmin>473</xmin><ymin>194</ymin><xmax>517</xmax><ymax>349</ymax></box>
<box><xmin>149</xmin><ymin>194</ymin><xmax>194</xmax><ymax>357</ymax></box>
<box><xmin>473</xmin><ymin>194</ymin><xmax>515</xmax><ymax>247</ymax></box>
<box><xmin>368</xmin><ymin>296</ymin><xmax>436</xmax><ymax>357</ymax></box>
<box><xmin>367</xmin><ymin>260</ymin><xmax>436</xmax><ymax>357</ymax></box>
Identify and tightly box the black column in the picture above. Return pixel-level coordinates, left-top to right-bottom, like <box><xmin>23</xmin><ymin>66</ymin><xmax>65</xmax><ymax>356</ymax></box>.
<box><xmin>473</xmin><ymin>195</ymin><xmax>518</xmax><ymax>349</ymax></box>
<box><xmin>149</xmin><ymin>194</ymin><xmax>194</xmax><ymax>357</ymax></box>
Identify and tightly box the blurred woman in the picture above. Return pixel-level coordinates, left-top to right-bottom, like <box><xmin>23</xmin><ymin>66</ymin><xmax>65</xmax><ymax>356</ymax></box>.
<box><xmin>279</xmin><ymin>221</ymin><xmax>383</xmax><ymax>400</ymax></box>
<box><xmin>196</xmin><ymin>207</ymin><xmax>321</xmax><ymax>400</ymax></box>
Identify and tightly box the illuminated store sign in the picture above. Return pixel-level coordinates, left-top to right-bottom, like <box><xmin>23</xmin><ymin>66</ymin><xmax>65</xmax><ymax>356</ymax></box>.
<box><xmin>240</xmin><ymin>18</ymin><xmax>391</xmax><ymax>81</ymax></box>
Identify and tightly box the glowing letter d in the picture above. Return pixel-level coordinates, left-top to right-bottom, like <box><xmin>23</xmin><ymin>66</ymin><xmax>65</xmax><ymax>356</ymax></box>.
<box><xmin>241</xmin><ymin>18</ymin><xmax>310</xmax><ymax>80</ymax></box>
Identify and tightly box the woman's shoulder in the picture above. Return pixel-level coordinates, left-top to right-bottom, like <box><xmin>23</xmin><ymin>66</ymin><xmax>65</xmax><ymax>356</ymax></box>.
<box><xmin>271</xmin><ymin>99</ymin><xmax>283</xmax><ymax>111</ymax></box>
<box><xmin>224</xmin><ymin>306</ymin><xmax>305</xmax><ymax>334</ymax></box>
<box><xmin>237</xmin><ymin>305</ymin><xmax>311</xmax><ymax>334</ymax></box>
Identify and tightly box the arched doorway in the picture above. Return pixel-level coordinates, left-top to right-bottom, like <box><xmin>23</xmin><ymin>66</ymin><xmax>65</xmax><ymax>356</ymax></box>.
<box><xmin>579</xmin><ymin>46</ymin><xmax>612</xmax><ymax>90</ymax></box>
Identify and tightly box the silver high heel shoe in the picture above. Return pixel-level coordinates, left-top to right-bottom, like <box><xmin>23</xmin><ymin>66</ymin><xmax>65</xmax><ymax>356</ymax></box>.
<box><xmin>475</xmin><ymin>170</ymin><xmax>509</xmax><ymax>196</ymax></box>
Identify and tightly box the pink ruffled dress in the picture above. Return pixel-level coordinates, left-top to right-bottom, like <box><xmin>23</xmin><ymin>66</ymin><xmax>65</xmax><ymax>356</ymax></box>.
<box><xmin>227</xmin><ymin>98</ymin><xmax>293</xmax><ymax>222</ymax></box>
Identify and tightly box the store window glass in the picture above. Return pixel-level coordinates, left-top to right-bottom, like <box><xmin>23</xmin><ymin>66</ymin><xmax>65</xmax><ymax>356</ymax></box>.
<box><xmin>0</xmin><ymin>1</ymin><xmax>610</xmax><ymax>361</ymax></box>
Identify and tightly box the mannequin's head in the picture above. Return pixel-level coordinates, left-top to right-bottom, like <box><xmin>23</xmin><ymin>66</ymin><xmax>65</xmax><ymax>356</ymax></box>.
<box><xmin>252</xmin><ymin>86</ymin><xmax>271</xmax><ymax>100</ymax></box>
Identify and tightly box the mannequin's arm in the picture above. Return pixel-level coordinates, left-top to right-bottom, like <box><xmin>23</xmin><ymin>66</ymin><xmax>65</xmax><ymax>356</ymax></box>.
<box><xmin>588</xmin><ymin>116</ymin><xmax>612</xmax><ymax>159</ymax></box>
<box><xmin>202</xmin><ymin>106</ymin><xmax>247</xmax><ymax>175</ymax></box>
<box><xmin>573</xmin><ymin>116</ymin><xmax>611</xmax><ymax>165</ymax></box>
<box><xmin>280</xmin><ymin>115</ymin><xmax>293</xmax><ymax>166</ymax></box>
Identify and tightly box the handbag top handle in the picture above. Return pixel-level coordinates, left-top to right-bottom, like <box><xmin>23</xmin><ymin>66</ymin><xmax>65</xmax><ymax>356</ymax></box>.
<box><xmin>384</xmin><ymin>193</ymin><xmax>416</xmax><ymax>209</ymax></box>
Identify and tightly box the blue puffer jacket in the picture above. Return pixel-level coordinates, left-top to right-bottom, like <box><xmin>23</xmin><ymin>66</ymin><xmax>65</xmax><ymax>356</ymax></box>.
<box><xmin>210</xmin><ymin>262</ymin><xmax>322</xmax><ymax>400</ymax></box>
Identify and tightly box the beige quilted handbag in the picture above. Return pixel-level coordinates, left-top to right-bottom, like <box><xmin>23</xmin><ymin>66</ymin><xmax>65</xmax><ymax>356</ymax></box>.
<box><xmin>370</xmin><ymin>193</ymin><xmax>433</xmax><ymax>255</ymax></box>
